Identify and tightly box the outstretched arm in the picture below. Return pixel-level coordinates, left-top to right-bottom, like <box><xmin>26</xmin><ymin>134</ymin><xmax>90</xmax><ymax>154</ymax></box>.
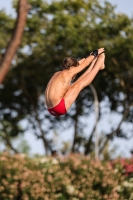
<box><xmin>71</xmin><ymin>48</ymin><xmax>104</xmax><ymax>75</ymax></box>
<box><xmin>78</xmin><ymin>58</ymin><xmax>85</xmax><ymax>64</ymax></box>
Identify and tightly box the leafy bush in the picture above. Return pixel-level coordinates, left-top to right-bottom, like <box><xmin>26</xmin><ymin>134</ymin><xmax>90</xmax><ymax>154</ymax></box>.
<box><xmin>0</xmin><ymin>152</ymin><xmax>133</xmax><ymax>200</ymax></box>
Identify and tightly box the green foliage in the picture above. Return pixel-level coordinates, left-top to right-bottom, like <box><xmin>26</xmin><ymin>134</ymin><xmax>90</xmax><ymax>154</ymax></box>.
<box><xmin>14</xmin><ymin>135</ymin><xmax>31</xmax><ymax>154</ymax></box>
<box><xmin>1</xmin><ymin>153</ymin><xmax>133</xmax><ymax>200</ymax></box>
<box><xmin>0</xmin><ymin>10</ymin><xmax>14</xmax><ymax>51</ymax></box>
<box><xmin>0</xmin><ymin>122</ymin><xmax>30</xmax><ymax>154</ymax></box>
<box><xmin>0</xmin><ymin>0</ymin><xmax>133</xmax><ymax>153</ymax></box>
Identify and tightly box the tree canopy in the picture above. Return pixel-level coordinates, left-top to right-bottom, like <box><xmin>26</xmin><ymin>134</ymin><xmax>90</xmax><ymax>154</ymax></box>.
<box><xmin>0</xmin><ymin>0</ymin><xmax>133</xmax><ymax>155</ymax></box>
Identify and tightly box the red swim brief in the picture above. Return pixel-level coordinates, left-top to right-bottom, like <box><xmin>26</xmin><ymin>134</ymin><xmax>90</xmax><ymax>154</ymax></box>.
<box><xmin>48</xmin><ymin>98</ymin><xmax>66</xmax><ymax>116</ymax></box>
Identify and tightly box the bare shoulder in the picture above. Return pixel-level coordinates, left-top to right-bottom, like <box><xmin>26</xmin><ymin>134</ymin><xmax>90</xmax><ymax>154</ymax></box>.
<box><xmin>50</xmin><ymin>71</ymin><xmax>61</xmax><ymax>80</ymax></box>
<box><xmin>61</xmin><ymin>67</ymin><xmax>75</xmax><ymax>77</ymax></box>
<box><xmin>52</xmin><ymin>69</ymin><xmax>73</xmax><ymax>79</ymax></box>
<box><xmin>49</xmin><ymin>71</ymin><xmax>67</xmax><ymax>83</ymax></box>
<box><xmin>53</xmin><ymin>71</ymin><xmax>61</xmax><ymax>76</ymax></box>
<box><xmin>49</xmin><ymin>70</ymin><xmax>73</xmax><ymax>85</ymax></box>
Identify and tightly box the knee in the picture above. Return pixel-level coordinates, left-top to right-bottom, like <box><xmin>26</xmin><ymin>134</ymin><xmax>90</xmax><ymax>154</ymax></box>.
<box><xmin>72</xmin><ymin>82</ymin><xmax>84</xmax><ymax>91</ymax></box>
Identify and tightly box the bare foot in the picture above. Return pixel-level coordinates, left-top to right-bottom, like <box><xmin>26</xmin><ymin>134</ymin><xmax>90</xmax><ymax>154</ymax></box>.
<box><xmin>98</xmin><ymin>53</ymin><xmax>105</xmax><ymax>70</ymax></box>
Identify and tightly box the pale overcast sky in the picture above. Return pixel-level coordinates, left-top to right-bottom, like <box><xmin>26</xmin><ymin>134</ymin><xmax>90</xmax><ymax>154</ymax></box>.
<box><xmin>0</xmin><ymin>0</ymin><xmax>133</xmax><ymax>17</ymax></box>
<box><xmin>0</xmin><ymin>0</ymin><xmax>133</xmax><ymax>156</ymax></box>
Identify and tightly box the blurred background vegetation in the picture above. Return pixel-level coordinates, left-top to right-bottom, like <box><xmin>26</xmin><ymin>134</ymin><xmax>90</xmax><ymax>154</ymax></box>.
<box><xmin>0</xmin><ymin>1</ymin><xmax>133</xmax><ymax>199</ymax></box>
<box><xmin>0</xmin><ymin>0</ymin><xmax>133</xmax><ymax>159</ymax></box>
<box><xmin>1</xmin><ymin>152</ymin><xmax>133</xmax><ymax>200</ymax></box>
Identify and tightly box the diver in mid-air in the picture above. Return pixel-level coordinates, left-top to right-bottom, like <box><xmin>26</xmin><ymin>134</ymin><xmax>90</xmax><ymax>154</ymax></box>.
<box><xmin>45</xmin><ymin>48</ymin><xmax>105</xmax><ymax>116</ymax></box>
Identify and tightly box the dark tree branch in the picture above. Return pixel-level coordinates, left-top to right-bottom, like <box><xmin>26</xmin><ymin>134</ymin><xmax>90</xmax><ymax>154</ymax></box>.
<box><xmin>28</xmin><ymin>114</ymin><xmax>50</xmax><ymax>155</ymax></box>
<box><xmin>71</xmin><ymin>103</ymin><xmax>79</xmax><ymax>152</ymax></box>
<box><xmin>34</xmin><ymin>110</ymin><xmax>51</xmax><ymax>155</ymax></box>
<box><xmin>71</xmin><ymin>118</ymin><xmax>78</xmax><ymax>152</ymax></box>
<box><xmin>0</xmin><ymin>133</ymin><xmax>18</xmax><ymax>153</ymax></box>
<box><xmin>84</xmin><ymin>122</ymin><xmax>98</xmax><ymax>155</ymax></box>
<box><xmin>85</xmin><ymin>84</ymin><xmax>100</xmax><ymax>155</ymax></box>
<box><xmin>0</xmin><ymin>0</ymin><xmax>30</xmax><ymax>83</ymax></box>
<box><xmin>99</xmin><ymin>103</ymin><xmax>133</xmax><ymax>154</ymax></box>
<box><xmin>28</xmin><ymin>117</ymin><xmax>42</xmax><ymax>139</ymax></box>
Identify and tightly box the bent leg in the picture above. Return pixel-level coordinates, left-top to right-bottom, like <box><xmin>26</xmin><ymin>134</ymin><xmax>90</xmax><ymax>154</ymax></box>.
<box><xmin>64</xmin><ymin>53</ymin><xmax>105</xmax><ymax>111</ymax></box>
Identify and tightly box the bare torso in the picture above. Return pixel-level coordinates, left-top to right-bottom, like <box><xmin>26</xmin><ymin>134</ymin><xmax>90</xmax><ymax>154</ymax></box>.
<box><xmin>45</xmin><ymin>49</ymin><xmax>105</xmax><ymax>111</ymax></box>
<box><xmin>45</xmin><ymin>70</ymin><xmax>73</xmax><ymax>108</ymax></box>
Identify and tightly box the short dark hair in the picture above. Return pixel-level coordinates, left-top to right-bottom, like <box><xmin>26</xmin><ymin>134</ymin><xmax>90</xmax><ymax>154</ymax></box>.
<box><xmin>62</xmin><ymin>57</ymin><xmax>79</xmax><ymax>70</ymax></box>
